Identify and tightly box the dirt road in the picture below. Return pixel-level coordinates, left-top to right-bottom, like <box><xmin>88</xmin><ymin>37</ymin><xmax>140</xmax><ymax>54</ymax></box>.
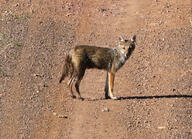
<box><xmin>0</xmin><ymin>0</ymin><xmax>192</xmax><ymax>138</ymax></box>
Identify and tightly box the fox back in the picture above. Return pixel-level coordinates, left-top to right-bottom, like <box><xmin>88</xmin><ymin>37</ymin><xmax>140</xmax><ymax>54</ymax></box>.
<box><xmin>70</xmin><ymin>45</ymin><xmax>115</xmax><ymax>71</ymax></box>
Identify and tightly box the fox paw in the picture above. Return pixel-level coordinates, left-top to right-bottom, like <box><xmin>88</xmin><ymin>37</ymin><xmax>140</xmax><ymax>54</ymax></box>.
<box><xmin>77</xmin><ymin>97</ymin><xmax>84</xmax><ymax>101</ymax></box>
<box><xmin>80</xmin><ymin>97</ymin><xmax>84</xmax><ymax>101</ymax></box>
<box><xmin>110</xmin><ymin>96</ymin><xmax>117</xmax><ymax>100</ymax></box>
<box><xmin>105</xmin><ymin>95</ymin><xmax>111</xmax><ymax>99</ymax></box>
<box><xmin>71</xmin><ymin>95</ymin><xmax>76</xmax><ymax>99</ymax></box>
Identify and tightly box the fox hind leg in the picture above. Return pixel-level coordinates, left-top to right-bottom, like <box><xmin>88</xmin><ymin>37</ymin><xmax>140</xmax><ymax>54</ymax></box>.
<box><xmin>67</xmin><ymin>76</ymin><xmax>76</xmax><ymax>98</ymax></box>
<box><xmin>75</xmin><ymin>68</ymin><xmax>85</xmax><ymax>100</ymax></box>
<box><xmin>73</xmin><ymin>57</ymin><xmax>86</xmax><ymax>100</ymax></box>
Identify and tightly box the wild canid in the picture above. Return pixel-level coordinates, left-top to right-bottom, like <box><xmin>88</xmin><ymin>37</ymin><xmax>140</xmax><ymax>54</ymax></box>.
<box><xmin>59</xmin><ymin>35</ymin><xmax>136</xmax><ymax>100</ymax></box>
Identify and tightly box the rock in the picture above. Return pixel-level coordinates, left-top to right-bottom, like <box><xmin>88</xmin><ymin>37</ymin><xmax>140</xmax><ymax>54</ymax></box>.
<box><xmin>190</xmin><ymin>19</ymin><xmax>192</xmax><ymax>26</ymax></box>
<box><xmin>102</xmin><ymin>107</ymin><xmax>109</xmax><ymax>112</ymax></box>
<box><xmin>53</xmin><ymin>112</ymin><xmax>68</xmax><ymax>118</ymax></box>
<box><xmin>172</xmin><ymin>88</ymin><xmax>176</xmax><ymax>92</ymax></box>
<box><xmin>53</xmin><ymin>112</ymin><xmax>57</xmax><ymax>116</ymax></box>
<box><xmin>43</xmin><ymin>84</ymin><xmax>48</xmax><ymax>88</ymax></box>
<box><xmin>58</xmin><ymin>115</ymin><xmax>68</xmax><ymax>118</ymax></box>
<box><xmin>158</xmin><ymin>126</ymin><xmax>166</xmax><ymax>129</ymax></box>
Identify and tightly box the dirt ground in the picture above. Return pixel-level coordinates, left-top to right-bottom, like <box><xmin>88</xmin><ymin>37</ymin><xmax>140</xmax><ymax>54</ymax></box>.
<box><xmin>0</xmin><ymin>0</ymin><xmax>192</xmax><ymax>138</ymax></box>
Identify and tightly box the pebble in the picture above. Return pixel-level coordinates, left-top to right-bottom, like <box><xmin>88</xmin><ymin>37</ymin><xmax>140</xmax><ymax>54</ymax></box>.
<box><xmin>102</xmin><ymin>107</ymin><xmax>109</xmax><ymax>112</ymax></box>
<box><xmin>158</xmin><ymin>126</ymin><xmax>166</xmax><ymax>129</ymax></box>
<box><xmin>58</xmin><ymin>115</ymin><xmax>68</xmax><ymax>118</ymax></box>
<box><xmin>53</xmin><ymin>112</ymin><xmax>68</xmax><ymax>118</ymax></box>
<box><xmin>53</xmin><ymin>112</ymin><xmax>57</xmax><ymax>116</ymax></box>
<box><xmin>190</xmin><ymin>19</ymin><xmax>192</xmax><ymax>26</ymax></box>
<box><xmin>172</xmin><ymin>88</ymin><xmax>176</xmax><ymax>92</ymax></box>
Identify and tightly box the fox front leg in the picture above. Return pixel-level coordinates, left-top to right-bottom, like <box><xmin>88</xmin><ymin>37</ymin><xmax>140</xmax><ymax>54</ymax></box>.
<box><xmin>104</xmin><ymin>72</ymin><xmax>110</xmax><ymax>99</ymax></box>
<box><xmin>108</xmin><ymin>72</ymin><xmax>117</xmax><ymax>100</ymax></box>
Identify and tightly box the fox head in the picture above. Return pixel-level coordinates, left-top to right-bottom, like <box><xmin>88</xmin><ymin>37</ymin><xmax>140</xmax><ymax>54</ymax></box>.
<box><xmin>118</xmin><ymin>35</ymin><xmax>136</xmax><ymax>58</ymax></box>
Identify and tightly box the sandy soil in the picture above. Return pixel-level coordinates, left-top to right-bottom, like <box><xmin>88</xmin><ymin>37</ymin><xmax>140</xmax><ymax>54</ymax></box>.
<box><xmin>0</xmin><ymin>0</ymin><xmax>192</xmax><ymax>138</ymax></box>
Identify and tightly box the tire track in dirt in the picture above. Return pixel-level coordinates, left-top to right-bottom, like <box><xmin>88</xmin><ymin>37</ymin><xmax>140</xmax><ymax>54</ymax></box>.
<box><xmin>66</xmin><ymin>0</ymin><xmax>151</xmax><ymax>138</ymax></box>
<box><xmin>64</xmin><ymin>0</ymin><xmax>192</xmax><ymax>138</ymax></box>
<box><xmin>69</xmin><ymin>101</ymin><xmax>97</xmax><ymax>139</ymax></box>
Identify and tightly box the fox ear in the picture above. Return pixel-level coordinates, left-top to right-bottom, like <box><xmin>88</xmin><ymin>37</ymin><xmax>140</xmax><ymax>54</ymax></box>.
<box><xmin>131</xmin><ymin>35</ymin><xmax>136</xmax><ymax>43</ymax></box>
<box><xmin>119</xmin><ymin>36</ymin><xmax>124</xmax><ymax>42</ymax></box>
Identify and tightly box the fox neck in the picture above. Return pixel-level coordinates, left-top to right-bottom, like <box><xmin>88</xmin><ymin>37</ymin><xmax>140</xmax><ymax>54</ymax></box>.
<box><xmin>113</xmin><ymin>47</ymin><xmax>127</xmax><ymax>71</ymax></box>
<box><xmin>113</xmin><ymin>46</ymin><xmax>127</xmax><ymax>59</ymax></box>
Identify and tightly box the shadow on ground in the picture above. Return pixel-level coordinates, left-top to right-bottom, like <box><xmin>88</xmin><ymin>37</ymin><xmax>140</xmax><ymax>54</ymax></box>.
<box><xmin>118</xmin><ymin>94</ymin><xmax>192</xmax><ymax>100</ymax></box>
<box><xmin>85</xmin><ymin>94</ymin><xmax>192</xmax><ymax>101</ymax></box>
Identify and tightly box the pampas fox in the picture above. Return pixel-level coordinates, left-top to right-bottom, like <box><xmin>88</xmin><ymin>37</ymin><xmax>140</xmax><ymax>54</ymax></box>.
<box><xmin>59</xmin><ymin>35</ymin><xmax>136</xmax><ymax>100</ymax></box>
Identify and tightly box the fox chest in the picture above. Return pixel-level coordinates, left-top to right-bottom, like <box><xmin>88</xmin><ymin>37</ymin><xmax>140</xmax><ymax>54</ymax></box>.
<box><xmin>115</xmin><ymin>56</ymin><xmax>126</xmax><ymax>71</ymax></box>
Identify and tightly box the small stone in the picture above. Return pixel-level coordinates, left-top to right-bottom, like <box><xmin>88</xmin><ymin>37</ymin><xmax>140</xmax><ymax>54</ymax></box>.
<box><xmin>190</xmin><ymin>19</ymin><xmax>192</xmax><ymax>26</ymax></box>
<box><xmin>15</xmin><ymin>3</ymin><xmax>19</xmax><ymax>7</ymax></box>
<box><xmin>172</xmin><ymin>89</ymin><xmax>176</xmax><ymax>92</ymax></box>
<box><xmin>144</xmin><ymin>120</ymin><xmax>149</xmax><ymax>123</ymax></box>
<box><xmin>53</xmin><ymin>112</ymin><xmax>57</xmax><ymax>116</ymax></box>
<box><xmin>0</xmin><ymin>93</ymin><xmax>2</xmax><ymax>98</ymax></box>
<box><xmin>33</xmin><ymin>73</ymin><xmax>40</xmax><ymax>77</ymax></box>
<box><xmin>53</xmin><ymin>112</ymin><xmax>67</xmax><ymax>118</ymax></box>
<box><xmin>58</xmin><ymin>115</ymin><xmax>68</xmax><ymax>118</ymax></box>
<box><xmin>43</xmin><ymin>84</ymin><xmax>48</xmax><ymax>87</ymax></box>
<box><xmin>66</xmin><ymin>13</ymin><xmax>72</xmax><ymax>16</ymax></box>
<box><xmin>102</xmin><ymin>107</ymin><xmax>109</xmax><ymax>112</ymax></box>
<box><xmin>158</xmin><ymin>126</ymin><xmax>166</xmax><ymax>129</ymax></box>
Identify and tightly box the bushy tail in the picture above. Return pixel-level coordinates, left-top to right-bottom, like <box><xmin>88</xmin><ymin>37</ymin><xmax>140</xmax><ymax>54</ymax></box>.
<box><xmin>59</xmin><ymin>54</ymin><xmax>73</xmax><ymax>83</ymax></box>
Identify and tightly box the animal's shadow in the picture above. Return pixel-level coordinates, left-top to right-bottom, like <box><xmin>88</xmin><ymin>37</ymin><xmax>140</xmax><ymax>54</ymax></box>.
<box><xmin>85</xmin><ymin>94</ymin><xmax>192</xmax><ymax>101</ymax></box>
